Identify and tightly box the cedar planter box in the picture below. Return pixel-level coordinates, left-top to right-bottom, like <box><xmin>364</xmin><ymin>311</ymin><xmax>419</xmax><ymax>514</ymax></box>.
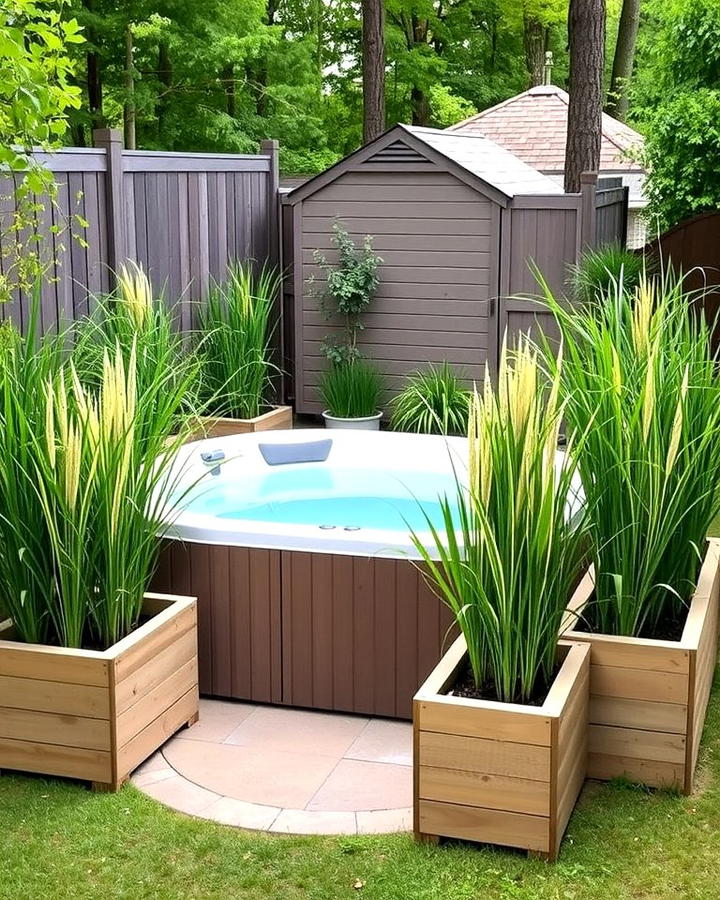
<box><xmin>0</xmin><ymin>593</ymin><xmax>198</xmax><ymax>792</ymax></box>
<box><xmin>193</xmin><ymin>405</ymin><xmax>292</xmax><ymax>439</ymax></box>
<box><xmin>565</xmin><ymin>539</ymin><xmax>720</xmax><ymax>794</ymax></box>
<box><xmin>413</xmin><ymin>636</ymin><xmax>590</xmax><ymax>860</ymax></box>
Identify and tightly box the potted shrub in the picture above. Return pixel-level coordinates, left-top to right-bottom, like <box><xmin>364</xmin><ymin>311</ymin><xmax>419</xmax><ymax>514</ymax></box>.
<box><xmin>411</xmin><ymin>340</ymin><xmax>590</xmax><ymax>859</ymax></box>
<box><xmin>195</xmin><ymin>262</ymin><xmax>291</xmax><ymax>436</ymax></box>
<box><xmin>312</xmin><ymin>223</ymin><xmax>386</xmax><ymax>428</ymax></box>
<box><xmin>319</xmin><ymin>358</ymin><xmax>385</xmax><ymax>430</ymax></box>
<box><xmin>0</xmin><ymin>302</ymin><xmax>199</xmax><ymax>792</ymax></box>
<box><xmin>390</xmin><ymin>363</ymin><xmax>470</xmax><ymax>435</ymax></box>
<box><xmin>544</xmin><ymin>272</ymin><xmax>720</xmax><ymax>794</ymax></box>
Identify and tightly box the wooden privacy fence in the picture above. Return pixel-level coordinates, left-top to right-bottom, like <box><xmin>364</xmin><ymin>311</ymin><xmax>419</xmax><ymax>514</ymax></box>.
<box><xmin>0</xmin><ymin>129</ymin><xmax>280</xmax><ymax>334</ymax></box>
<box><xmin>642</xmin><ymin>210</ymin><xmax>720</xmax><ymax>351</ymax></box>
<box><xmin>586</xmin><ymin>175</ymin><xmax>630</xmax><ymax>249</ymax></box>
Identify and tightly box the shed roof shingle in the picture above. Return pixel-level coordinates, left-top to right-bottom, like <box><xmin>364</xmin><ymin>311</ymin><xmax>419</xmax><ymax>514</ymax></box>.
<box><xmin>448</xmin><ymin>85</ymin><xmax>644</xmax><ymax>174</ymax></box>
<box><xmin>401</xmin><ymin>125</ymin><xmax>563</xmax><ymax>197</ymax></box>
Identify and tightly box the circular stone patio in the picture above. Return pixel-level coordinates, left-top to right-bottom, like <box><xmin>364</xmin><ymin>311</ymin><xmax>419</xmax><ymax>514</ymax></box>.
<box><xmin>132</xmin><ymin>699</ymin><xmax>413</xmax><ymax>835</ymax></box>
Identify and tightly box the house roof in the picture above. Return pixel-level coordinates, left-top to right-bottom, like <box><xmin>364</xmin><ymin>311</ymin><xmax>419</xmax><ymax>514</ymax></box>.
<box><xmin>448</xmin><ymin>85</ymin><xmax>645</xmax><ymax>174</ymax></box>
<box><xmin>285</xmin><ymin>123</ymin><xmax>563</xmax><ymax>206</ymax></box>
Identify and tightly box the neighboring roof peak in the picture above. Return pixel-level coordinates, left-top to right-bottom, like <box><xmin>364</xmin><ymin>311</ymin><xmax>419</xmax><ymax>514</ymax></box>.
<box><xmin>527</xmin><ymin>84</ymin><xmax>566</xmax><ymax>97</ymax></box>
<box><xmin>449</xmin><ymin>87</ymin><xmax>644</xmax><ymax>173</ymax></box>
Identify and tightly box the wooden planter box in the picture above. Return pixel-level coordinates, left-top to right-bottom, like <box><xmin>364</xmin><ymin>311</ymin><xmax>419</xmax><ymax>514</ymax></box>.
<box><xmin>565</xmin><ymin>539</ymin><xmax>720</xmax><ymax>794</ymax></box>
<box><xmin>413</xmin><ymin>637</ymin><xmax>590</xmax><ymax>860</ymax></box>
<box><xmin>193</xmin><ymin>405</ymin><xmax>292</xmax><ymax>439</ymax></box>
<box><xmin>0</xmin><ymin>593</ymin><xmax>198</xmax><ymax>792</ymax></box>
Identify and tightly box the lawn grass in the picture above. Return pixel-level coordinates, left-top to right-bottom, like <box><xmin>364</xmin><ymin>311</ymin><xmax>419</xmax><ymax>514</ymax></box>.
<box><xmin>0</xmin><ymin>673</ymin><xmax>719</xmax><ymax>900</ymax></box>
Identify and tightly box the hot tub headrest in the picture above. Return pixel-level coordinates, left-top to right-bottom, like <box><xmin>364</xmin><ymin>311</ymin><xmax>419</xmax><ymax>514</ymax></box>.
<box><xmin>258</xmin><ymin>438</ymin><xmax>333</xmax><ymax>466</ymax></box>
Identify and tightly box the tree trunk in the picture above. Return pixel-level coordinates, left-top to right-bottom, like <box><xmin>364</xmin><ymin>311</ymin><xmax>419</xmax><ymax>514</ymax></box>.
<box><xmin>83</xmin><ymin>0</ymin><xmax>103</xmax><ymax>130</ymax></box>
<box><xmin>314</xmin><ymin>0</ymin><xmax>323</xmax><ymax>99</ymax></box>
<box><xmin>87</xmin><ymin>50</ymin><xmax>103</xmax><ymax>126</ymax></box>
<box><xmin>124</xmin><ymin>25</ymin><xmax>136</xmax><ymax>150</ymax></box>
<box><xmin>157</xmin><ymin>40</ymin><xmax>172</xmax><ymax>140</ymax></box>
<box><xmin>565</xmin><ymin>0</ymin><xmax>605</xmax><ymax>193</ymax></box>
<box><xmin>523</xmin><ymin>13</ymin><xmax>546</xmax><ymax>87</ymax></box>
<box><xmin>223</xmin><ymin>63</ymin><xmax>236</xmax><ymax>118</ymax></box>
<box><xmin>70</xmin><ymin>123</ymin><xmax>86</xmax><ymax>147</ymax></box>
<box><xmin>606</xmin><ymin>0</ymin><xmax>641</xmax><ymax>120</ymax></box>
<box><xmin>253</xmin><ymin>0</ymin><xmax>276</xmax><ymax>119</ymax></box>
<box><xmin>362</xmin><ymin>0</ymin><xmax>385</xmax><ymax>143</ymax></box>
<box><xmin>411</xmin><ymin>86</ymin><xmax>431</xmax><ymax>126</ymax></box>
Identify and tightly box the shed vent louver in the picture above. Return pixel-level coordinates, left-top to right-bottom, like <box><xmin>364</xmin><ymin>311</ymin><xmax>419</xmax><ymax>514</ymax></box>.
<box><xmin>363</xmin><ymin>141</ymin><xmax>429</xmax><ymax>165</ymax></box>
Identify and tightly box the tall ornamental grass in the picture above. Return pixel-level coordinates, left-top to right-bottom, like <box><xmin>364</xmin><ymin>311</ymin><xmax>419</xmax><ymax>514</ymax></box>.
<box><xmin>568</xmin><ymin>242</ymin><xmax>646</xmax><ymax>304</ymax></box>
<box><xmin>319</xmin><ymin>359</ymin><xmax>384</xmax><ymax>418</ymax></box>
<box><xmin>390</xmin><ymin>363</ymin><xmax>470</xmax><ymax>435</ymax></box>
<box><xmin>541</xmin><ymin>272</ymin><xmax>720</xmax><ymax>638</ymax></box>
<box><xmin>0</xmin><ymin>327</ymin><xmax>196</xmax><ymax>649</ymax></box>
<box><xmin>74</xmin><ymin>261</ymin><xmax>198</xmax><ymax>448</ymax></box>
<box><xmin>0</xmin><ymin>298</ymin><xmax>65</xmax><ymax>644</ymax></box>
<box><xmin>411</xmin><ymin>340</ymin><xmax>588</xmax><ymax>705</ymax></box>
<box><xmin>197</xmin><ymin>262</ymin><xmax>281</xmax><ymax>419</ymax></box>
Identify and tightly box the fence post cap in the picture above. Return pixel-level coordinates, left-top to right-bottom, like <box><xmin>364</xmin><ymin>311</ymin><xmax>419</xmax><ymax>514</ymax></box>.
<box><xmin>580</xmin><ymin>171</ymin><xmax>599</xmax><ymax>185</ymax></box>
<box><xmin>92</xmin><ymin>128</ymin><xmax>123</xmax><ymax>146</ymax></box>
<box><xmin>260</xmin><ymin>138</ymin><xmax>280</xmax><ymax>152</ymax></box>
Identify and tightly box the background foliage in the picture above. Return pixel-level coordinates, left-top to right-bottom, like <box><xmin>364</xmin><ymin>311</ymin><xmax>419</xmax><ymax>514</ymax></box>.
<box><xmin>0</xmin><ymin>0</ymin><xmax>84</xmax><ymax>301</ymax></box>
<box><xmin>58</xmin><ymin>0</ymin><xmax>599</xmax><ymax>173</ymax></box>
<box><xmin>2</xmin><ymin>1</ymin><xmax>718</xmax><ymax>230</ymax></box>
<box><xmin>631</xmin><ymin>0</ymin><xmax>720</xmax><ymax>226</ymax></box>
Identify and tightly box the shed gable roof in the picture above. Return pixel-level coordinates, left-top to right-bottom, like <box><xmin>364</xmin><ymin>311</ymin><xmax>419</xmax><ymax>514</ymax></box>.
<box><xmin>449</xmin><ymin>85</ymin><xmax>645</xmax><ymax>173</ymax></box>
<box><xmin>285</xmin><ymin>123</ymin><xmax>563</xmax><ymax>206</ymax></box>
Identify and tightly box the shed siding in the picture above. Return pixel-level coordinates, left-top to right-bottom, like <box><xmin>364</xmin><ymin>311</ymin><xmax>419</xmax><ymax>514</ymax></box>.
<box><xmin>298</xmin><ymin>169</ymin><xmax>495</xmax><ymax>412</ymax></box>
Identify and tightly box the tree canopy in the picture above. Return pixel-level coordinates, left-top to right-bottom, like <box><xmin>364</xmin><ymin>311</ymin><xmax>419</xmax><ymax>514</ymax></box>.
<box><xmin>62</xmin><ymin>0</ymin><xmax>581</xmax><ymax>173</ymax></box>
<box><xmin>0</xmin><ymin>0</ymin><xmax>711</xmax><ymax>230</ymax></box>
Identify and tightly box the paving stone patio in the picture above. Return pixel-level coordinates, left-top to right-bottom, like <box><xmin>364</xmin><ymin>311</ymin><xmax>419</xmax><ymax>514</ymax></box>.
<box><xmin>132</xmin><ymin>699</ymin><xmax>413</xmax><ymax>835</ymax></box>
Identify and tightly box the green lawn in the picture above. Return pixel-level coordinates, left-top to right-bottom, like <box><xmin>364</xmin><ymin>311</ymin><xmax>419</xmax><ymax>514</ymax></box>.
<box><xmin>0</xmin><ymin>672</ymin><xmax>719</xmax><ymax>900</ymax></box>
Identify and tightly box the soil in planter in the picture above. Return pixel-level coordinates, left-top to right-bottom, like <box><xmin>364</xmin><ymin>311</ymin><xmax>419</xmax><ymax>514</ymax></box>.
<box><xmin>447</xmin><ymin>658</ymin><xmax>560</xmax><ymax>707</ymax></box>
<box><xmin>574</xmin><ymin>599</ymin><xmax>689</xmax><ymax>642</ymax></box>
<box><xmin>5</xmin><ymin>612</ymin><xmax>155</xmax><ymax>652</ymax></box>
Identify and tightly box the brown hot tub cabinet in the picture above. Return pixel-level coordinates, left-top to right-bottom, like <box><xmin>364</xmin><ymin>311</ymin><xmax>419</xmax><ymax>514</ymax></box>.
<box><xmin>413</xmin><ymin>637</ymin><xmax>590</xmax><ymax>859</ymax></box>
<box><xmin>0</xmin><ymin>593</ymin><xmax>198</xmax><ymax>791</ymax></box>
<box><xmin>565</xmin><ymin>538</ymin><xmax>720</xmax><ymax>794</ymax></box>
<box><xmin>153</xmin><ymin>541</ymin><xmax>454</xmax><ymax>719</ymax></box>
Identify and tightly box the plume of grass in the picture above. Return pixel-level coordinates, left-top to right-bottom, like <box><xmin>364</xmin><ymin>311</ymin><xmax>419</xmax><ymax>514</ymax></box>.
<box><xmin>540</xmin><ymin>269</ymin><xmax>720</xmax><ymax>637</ymax></box>
<box><xmin>197</xmin><ymin>262</ymin><xmax>281</xmax><ymax>419</ymax></box>
<box><xmin>73</xmin><ymin>261</ymin><xmax>199</xmax><ymax>448</ymax></box>
<box><xmin>389</xmin><ymin>363</ymin><xmax>470</xmax><ymax>435</ymax></box>
<box><xmin>319</xmin><ymin>359</ymin><xmax>384</xmax><ymax>418</ymax></box>
<box><xmin>410</xmin><ymin>339</ymin><xmax>588</xmax><ymax>704</ymax></box>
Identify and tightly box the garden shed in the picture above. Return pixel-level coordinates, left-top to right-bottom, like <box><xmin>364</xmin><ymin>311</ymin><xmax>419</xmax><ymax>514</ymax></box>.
<box><xmin>283</xmin><ymin>123</ymin><xmax>626</xmax><ymax>414</ymax></box>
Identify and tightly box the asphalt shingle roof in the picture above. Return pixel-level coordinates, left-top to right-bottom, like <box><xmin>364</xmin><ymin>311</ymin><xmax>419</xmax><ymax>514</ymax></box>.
<box><xmin>401</xmin><ymin>124</ymin><xmax>563</xmax><ymax>197</ymax></box>
<box><xmin>448</xmin><ymin>85</ymin><xmax>645</xmax><ymax>174</ymax></box>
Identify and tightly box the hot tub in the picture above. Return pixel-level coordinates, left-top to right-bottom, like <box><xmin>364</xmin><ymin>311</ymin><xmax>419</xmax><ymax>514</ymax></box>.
<box><xmin>153</xmin><ymin>430</ymin><xmax>463</xmax><ymax>718</ymax></box>
<box><xmin>165</xmin><ymin>429</ymin><xmax>467</xmax><ymax>556</ymax></box>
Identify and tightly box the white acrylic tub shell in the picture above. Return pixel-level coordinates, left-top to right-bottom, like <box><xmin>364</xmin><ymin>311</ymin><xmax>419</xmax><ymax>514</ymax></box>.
<box><xmin>162</xmin><ymin>429</ymin><xmax>580</xmax><ymax>559</ymax></box>
<box><xmin>163</xmin><ymin>429</ymin><xmax>466</xmax><ymax>557</ymax></box>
